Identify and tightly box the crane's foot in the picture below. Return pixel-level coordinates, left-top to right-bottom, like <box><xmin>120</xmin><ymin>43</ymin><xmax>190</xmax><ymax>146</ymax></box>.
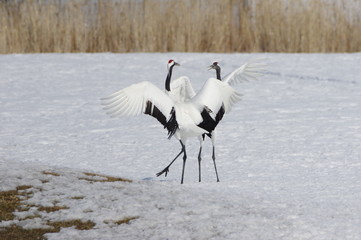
<box><xmin>156</xmin><ymin>167</ymin><xmax>169</xmax><ymax>177</ymax></box>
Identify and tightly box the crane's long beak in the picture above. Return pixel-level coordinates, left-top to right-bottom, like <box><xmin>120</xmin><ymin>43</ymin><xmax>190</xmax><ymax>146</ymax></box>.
<box><xmin>175</xmin><ymin>62</ymin><xmax>180</xmax><ymax>66</ymax></box>
<box><xmin>208</xmin><ymin>64</ymin><xmax>215</xmax><ymax>70</ymax></box>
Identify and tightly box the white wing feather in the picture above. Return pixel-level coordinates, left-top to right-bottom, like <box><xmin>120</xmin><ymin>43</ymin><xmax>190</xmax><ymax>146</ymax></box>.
<box><xmin>101</xmin><ymin>81</ymin><xmax>174</xmax><ymax>119</ymax></box>
<box><xmin>222</xmin><ymin>59</ymin><xmax>267</xmax><ymax>86</ymax></box>
<box><xmin>191</xmin><ymin>78</ymin><xmax>242</xmax><ymax>114</ymax></box>
<box><xmin>169</xmin><ymin>76</ymin><xmax>196</xmax><ymax>102</ymax></box>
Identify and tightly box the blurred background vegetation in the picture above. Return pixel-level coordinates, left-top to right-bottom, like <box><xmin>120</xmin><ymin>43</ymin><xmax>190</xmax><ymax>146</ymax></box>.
<box><xmin>0</xmin><ymin>0</ymin><xmax>360</xmax><ymax>53</ymax></box>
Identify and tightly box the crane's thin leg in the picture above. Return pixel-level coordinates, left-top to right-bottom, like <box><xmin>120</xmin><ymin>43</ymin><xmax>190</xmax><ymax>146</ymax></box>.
<box><xmin>156</xmin><ymin>150</ymin><xmax>183</xmax><ymax>177</ymax></box>
<box><xmin>198</xmin><ymin>135</ymin><xmax>204</xmax><ymax>182</ymax></box>
<box><xmin>210</xmin><ymin>132</ymin><xmax>220</xmax><ymax>182</ymax></box>
<box><xmin>180</xmin><ymin>141</ymin><xmax>187</xmax><ymax>184</ymax></box>
<box><xmin>156</xmin><ymin>140</ymin><xmax>184</xmax><ymax>178</ymax></box>
<box><xmin>212</xmin><ymin>146</ymin><xmax>220</xmax><ymax>182</ymax></box>
<box><xmin>198</xmin><ymin>147</ymin><xmax>202</xmax><ymax>182</ymax></box>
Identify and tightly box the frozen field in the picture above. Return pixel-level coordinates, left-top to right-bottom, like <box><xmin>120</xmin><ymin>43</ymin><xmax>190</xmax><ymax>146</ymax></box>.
<box><xmin>1</xmin><ymin>53</ymin><xmax>361</xmax><ymax>239</ymax></box>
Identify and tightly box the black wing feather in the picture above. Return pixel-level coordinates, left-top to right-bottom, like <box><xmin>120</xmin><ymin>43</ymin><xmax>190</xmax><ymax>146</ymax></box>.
<box><xmin>144</xmin><ymin>101</ymin><xmax>178</xmax><ymax>139</ymax></box>
<box><xmin>198</xmin><ymin>104</ymin><xmax>225</xmax><ymax>138</ymax></box>
<box><xmin>144</xmin><ymin>100</ymin><xmax>167</xmax><ymax>126</ymax></box>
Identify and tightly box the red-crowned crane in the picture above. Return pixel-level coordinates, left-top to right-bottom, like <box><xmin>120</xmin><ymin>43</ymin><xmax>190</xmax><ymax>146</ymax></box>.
<box><xmin>155</xmin><ymin>60</ymin><xmax>266</xmax><ymax>182</ymax></box>
<box><xmin>101</xmin><ymin>60</ymin><xmax>241</xmax><ymax>184</ymax></box>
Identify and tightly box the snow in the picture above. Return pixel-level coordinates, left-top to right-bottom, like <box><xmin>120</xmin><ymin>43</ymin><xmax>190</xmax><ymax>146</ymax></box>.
<box><xmin>1</xmin><ymin>53</ymin><xmax>361</xmax><ymax>239</ymax></box>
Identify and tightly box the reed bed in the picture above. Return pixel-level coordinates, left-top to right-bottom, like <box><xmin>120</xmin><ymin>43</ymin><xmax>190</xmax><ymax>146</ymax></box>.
<box><xmin>0</xmin><ymin>0</ymin><xmax>360</xmax><ymax>53</ymax></box>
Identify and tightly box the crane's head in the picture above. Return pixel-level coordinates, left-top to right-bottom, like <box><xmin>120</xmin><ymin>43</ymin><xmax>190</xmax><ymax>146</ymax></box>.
<box><xmin>208</xmin><ymin>62</ymin><xmax>220</xmax><ymax>71</ymax></box>
<box><xmin>167</xmin><ymin>60</ymin><xmax>180</xmax><ymax>70</ymax></box>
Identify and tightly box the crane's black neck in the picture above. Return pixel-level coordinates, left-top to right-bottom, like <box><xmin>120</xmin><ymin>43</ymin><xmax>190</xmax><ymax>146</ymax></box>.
<box><xmin>215</xmin><ymin>67</ymin><xmax>221</xmax><ymax>80</ymax></box>
<box><xmin>165</xmin><ymin>65</ymin><xmax>175</xmax><ymax>92</ymax></box>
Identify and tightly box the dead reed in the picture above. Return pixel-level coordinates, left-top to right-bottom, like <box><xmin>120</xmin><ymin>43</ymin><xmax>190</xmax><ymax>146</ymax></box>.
<box><xmin>0</xmin><ymin>0</ymin><xmax>360</xmax><ymax>53</ymax></box>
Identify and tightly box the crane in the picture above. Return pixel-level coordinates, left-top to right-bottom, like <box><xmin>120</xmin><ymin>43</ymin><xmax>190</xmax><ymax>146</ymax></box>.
<box><xmin>156</xmin><ymin>60</ymin><xmax>266</xmax><ymax>182</ymax></box>
<box><xmin>101</xmin><ymin>60</ymin><xmax>241</xmax><ymax>184</ymax></box>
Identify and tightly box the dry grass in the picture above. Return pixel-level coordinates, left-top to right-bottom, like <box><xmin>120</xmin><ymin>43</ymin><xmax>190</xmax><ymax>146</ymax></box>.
<box><xmin>104</xmin><ymin>216</ymin><xmax>139</xmax><ymax>225</ymax></box>
<box><xmin>79</xmin><ymin>172</ymin><xmax>132</xmax><ymax>183</ymax></box>
<box><xmin>0</xmin><ymin>186</ymin><xmax>32</xmax><ymax>221</ymax></box>
<box><xmin>37</xmin><ymin>205</ymin><xmax>69</xmax><ymax>213</ymax></box>
<box><xmin>0</xmin><ymin>185</ymin><xmax>94</xmax><ymax>240</ymax></box>
<box><xmin>113</xmin><ymin>216</ymin><xmax>139</xmax><ymax>225</ymax></box>
<box><xmin>0</xmin><ymin>225</ymin><xmax>55</xmax><ymax>240</ymax></box>
<box><xmin>0</xmin><ymin>171</ymin><xmax>135</xmax><ymax>239</ymax></box>
<box><xmin>70</xmin><ymin>196</ymin><xmax>85</xmax><ymax>200</ymax></box>
<box><xmin>0</xmin><ymin>0</ymin><xmax>360</xmax><ymax>53</ymax></box>
<box><xmin>42</xmin><ymin>171</ymin><xmax>60</xmax><ymax>176</ymax></box>
<box><xmin>0</xmin><ymin>220</ymin><xmax>96</xmax><ymax>240</ymax></box>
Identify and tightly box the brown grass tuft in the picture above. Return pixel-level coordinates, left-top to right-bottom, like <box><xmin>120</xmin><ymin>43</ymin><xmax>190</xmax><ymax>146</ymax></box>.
<box><xmin>104</xmin><ymin>216</ymin><xmax>139</xmax><ymax>225</ymax></box>
<box><xmin>70</xmin><ymin>196</ymin><xmax>85</xmax><ymax>200</ymax></box>
<box><xmin>42</xmin><ymin>171</ymin><xmax>60</xmax><ymax>177</ymax></box>
<box><xmin>0</xmin><ymin>225</ymin><xmax>54</xmax><ymax>240</ymax></box>
<box><xmin>114</xmin><ymin>216</ymin><xmax>139</xmax><ymax>225</ymax></box>
<box><xmin>0</xmin><ymin>220</ymin><xmax>96</xmax><ymax>240</ymax></box>
<box><xmin>0</xmin><ymin>0</ymin><xmax>360</xmax><ymax>53</ymax></box>
<box><xmin>0</xmin><ymin>186</ymin><xmax>33</xmax><ymax>221</ymax></box>
<box><xmin>0</xmin><ymin>189</ymin><xmax>20</xmax><ymax>221</ymax></box>
<box><xmin>48</xmin><ymin>219</ymin><xmax>96</xmax><ymax>230</ymax></box>
<box><xmin>79</xmin><ymin>172</ymin><xmax>132</xmax><ymax>183</ymax></box>
<box><xmin>38</xmin><ymin>205</ymin><xmax>69</xmax><ymax>213</ymax></box>
<box><xmin>0</xmin><ymin>186</ymin><xmax>95</xmax><ymax>240</ymax></box>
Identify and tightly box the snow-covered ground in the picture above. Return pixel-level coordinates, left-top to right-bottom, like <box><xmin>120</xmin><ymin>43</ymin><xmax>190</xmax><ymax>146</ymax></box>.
<box><xmin>1</xmin><ymin>53</ymin><xmax>361</xmax><ymax>239</ymax></box>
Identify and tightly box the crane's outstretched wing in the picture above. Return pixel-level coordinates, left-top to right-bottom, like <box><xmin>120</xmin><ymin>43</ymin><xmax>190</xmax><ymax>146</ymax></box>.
<box><xmin>189</xmin><ymin>78</ymin><xmax>241</xmax><ymax>134</ymax></box>
<box><xmin>222</xmin><ymin>59</ymin><xmax>267</xmax><ymax>86</ymax></box>
<box><xmin>101</xmin><ymin>81</ymin><xmax>177</xmax><ymax>138</ymax></box>
<box><xmin>191</xmin><ymin>78</ymin><xmax>242</xmax><ymax>115</ymax></box>
<box><xmin>169</xmin><ymin>76</ymin><xmax>196</xmax><ymax>102</ymax></box>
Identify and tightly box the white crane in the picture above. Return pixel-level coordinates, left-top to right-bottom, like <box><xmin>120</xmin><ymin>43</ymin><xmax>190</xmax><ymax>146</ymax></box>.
<box><xmin>156</xmin><ymin>60</ymin><xmax>267</xmax><ymax>182</ymax></box>
<box><xmin>101</xmin><ymin>60</ymin><xmax>241</xmax><ymax>184</ymax></box>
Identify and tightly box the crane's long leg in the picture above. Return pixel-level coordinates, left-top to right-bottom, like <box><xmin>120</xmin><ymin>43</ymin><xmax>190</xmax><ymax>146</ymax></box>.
<box><xmin>212</xmin><ymin>145</ymin><xmax>220</xmax><ymax>182</ymax></box>
<box><xmin>198</xmin><ymin>135</ymin><xmax>205</xmax><ymax>182</ymax></box>
<box><xmin>180</xmin><ymin>141</ymin><xmax>187</xmax><ymax>184</ymax></box>
<box><xmin>210</xmin><ymin>132</ymin><xmax>220</xmax><ymax>182</ymax></box>
<box><xmin>198</xmin><ymin>147</ymin><xmax>202</xmax><ymax>182</ymax></box>
<box><xmin>156</xmin><ymin>140</ymin><xmax>184</xmax><ymax>178</ymax></box>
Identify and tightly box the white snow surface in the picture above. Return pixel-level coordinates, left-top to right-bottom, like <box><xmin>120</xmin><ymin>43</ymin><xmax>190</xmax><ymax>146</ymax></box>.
<box><xmin>1</xmin><ymin>53</ymin><xmax>361</xmax><ymax>239</ymax></box>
